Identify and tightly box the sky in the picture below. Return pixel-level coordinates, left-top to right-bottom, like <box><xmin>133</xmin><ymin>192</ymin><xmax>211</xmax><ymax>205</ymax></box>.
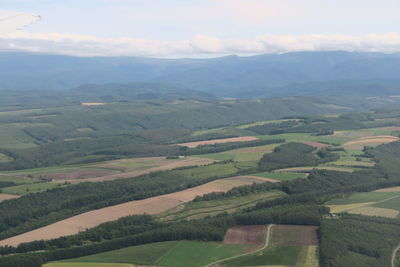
<box><xmin>0</xmin><ymin>0</ymin><xmax>400</xmax><ymax>57</ymax></box>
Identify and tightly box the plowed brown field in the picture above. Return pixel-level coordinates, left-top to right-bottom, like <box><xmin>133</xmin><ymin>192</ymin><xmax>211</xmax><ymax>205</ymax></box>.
<box><xmin>271</xmin><ymin>225</ymin><xmax>319</xmax><ymax>246</ymax></box>
<box><xmin>224</xmin><ymin>225</ymin><xmax>267</xmax><ymax>246</ymax></box>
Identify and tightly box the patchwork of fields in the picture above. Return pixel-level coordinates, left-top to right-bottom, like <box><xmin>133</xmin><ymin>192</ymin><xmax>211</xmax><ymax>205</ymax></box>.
<box><xmin>326</xmin><ymin>188</ymin><xmax>400</xmax><ymax>218</ymax></box>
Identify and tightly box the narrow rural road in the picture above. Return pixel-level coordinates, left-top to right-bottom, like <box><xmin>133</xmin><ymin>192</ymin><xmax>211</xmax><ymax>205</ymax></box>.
<box><xmin>391</xmin><ymin>244</ymin><xmax>400</xmax><ymax>267</ymax></box>
<box><xmin>204</xmin><ymin>224</ymin><xmax>273</xmax><ymax>267</ymax></box>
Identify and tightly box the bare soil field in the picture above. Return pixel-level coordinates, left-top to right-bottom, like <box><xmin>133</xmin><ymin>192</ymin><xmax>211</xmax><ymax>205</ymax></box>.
<box><xmin>343</xmin><ymin>135</ymin><xmax>399</xmax><ymax>150</ymax></box>
<box><xmin>178</xmin><ymin>136</ymin><xmax>258</xmax><ymax>148</ymax></box>
<box><xmin>301</xmin><ymin>141</ymin><xmax>330</xmax><ymax>150</ymax></box>
<box><xmin>0</xmin><ymin>176</ymin><xmax>260</xmax><ymax>247</ymax></box>
<box><xmin>349</xmin><ymin>207</ymin><xmax>399</xmax><ymax>218</ymax></box>
<box><xmin>375</xmin><ymin>187</ymin><xmax>400</xmax><ymax>192</ymax></box>
<box><xmin>0</xmin><ymin>193</ymin><xmax>19</xmax><ymax>202</ymax></box>
<box><xmin>271</xmin><ymin>225</ymin><xmax>319</xmax><ymax>246</ymax></box>
<box><xmin>52</xmin><ymin>157</ymin><xmax>215</xmax><ymax>183</ymax></box>
<box><xmin>223</xmin><ymin>225</ymin><xmax>267</xmax><ymax>246</ymax></box>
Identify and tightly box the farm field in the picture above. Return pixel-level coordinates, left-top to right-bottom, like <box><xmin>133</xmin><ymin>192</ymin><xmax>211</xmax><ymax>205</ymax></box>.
<box><xmin>198</xmin><ymin>143</ymin><xmax>279</xmax><ymax>162</ymax></box>
<box><xmin>55</xmin><ymin>241</ymin><xmax>250</xmax><ymax>267</ymax></box>
<box><xmin>0</xmin><ymin>176</ymin><xmax>264</xmax><ymax>247</ymax></box>
<box><xmin>0</xmin><ymin>156</ymin><xmax>216</xmax><ymax>196</ymax></box>
<box><xmin>1</xmin><ymin>182</ymin><xmax>65</xmax><ymax>195</ymax></box>
<box><xmin>43</xmin><ymin>263</ymin><xmax>133</xmax><ymax>267</ymax></box>
<box><xmin>249</xmin><ymin>172</ymin><xmax>306</xmax><ymax>181</ymax></box>
<box><xmin>326</xmin><ymin>189</ymin><xmax>400</xmax><ymax>218</ymax></box>
<box><xmin>0</xmin><ymin>193</ymin><xmax>19</xmax><ymax>202</ymax></box>
<box><xmin>178</xmin><ymin>136</ymin><xmax>259</xmax><ymax>148</ymax></box>
<box><xmin>220</xmin><ymin>225</ymin><xmax>319</xmax><ymax>267</ymax></box>
<box><xmin>157</xmin><ymin>190</ymin><xmax>284</xmax><ymax>222</ymax></box>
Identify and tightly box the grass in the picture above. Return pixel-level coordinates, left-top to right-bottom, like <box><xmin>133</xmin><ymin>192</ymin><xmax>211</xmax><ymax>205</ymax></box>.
<box><xmin>157</xmin><ymin>190</ymin><xmax>284</xmax><ymax>222</ymax></box>
<box><xmin>157</xmin><ymin>241</ymin><xmax>249</xmax><ymax>267</ymax></box>
<box><xmin>300</xmin><ymin>246</ymin><xmax>319</xmax><ymax>267</ymax></box>
<box><xmin>173</xmin><ymin>163</ymin><xmax>238</xmax><ymax>181</ymax></box>
<box><xmin>326</xmin><ymin>191</ymin><xmax>400</xmax><ymax>205</ymax></box>
<box><xmin>0</xmin><ymin>153</ymin><xmax>12</xmax><ymax>163</ymax></box>
<box><xmin>43</xmin><ymin>263</ymin><xmax>132</xmax><ymax>267</ymax></box>
<box><xmin>250</xmin><ymin>172</ymin><xmax>306</xmax><ymax>181</ymax></box>
<box><xmin>63</xmin><ymin>241</ymin><xmax>179</xmax><ymax>265</ymax></box>
<box><xmin>371</xmin><ymin>197</ymin><xmax>400</xmax><ymax>211</ymax></box>
<box><xmin>63</xmin><ymin>241</ymin><xmax>249</xmax><ymax>267</ymax></box>
<box><xmin>1</xmin><ymin>182</ymin><xmax>66</xmax><ymax>195</ymax></box>
<box><xmin>198</xmin><ymin>153</ymin><xmax>236</xmax><ymax>161</ymax></box>
<box><xmin>222</xmin><ymin>246</ymin><xmax>302</xmax><ymax>266</ymax></box>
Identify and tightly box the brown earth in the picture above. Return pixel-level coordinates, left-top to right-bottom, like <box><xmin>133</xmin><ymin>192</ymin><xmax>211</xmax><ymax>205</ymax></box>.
<box><xmin>271</xmin><ymin>225</ymin><xmax>319</xmax><ymax>246</ymax></box>
<box><xmin>301</xmin><ymin>141</ymin><xmax>330</xmax><ymax>150</ymax></box>
<box><xmin>223</xmin><ymin>225</ymin><xmax>267</xmax><ymax>246</ymax></box>
<box><xmin>178</xmin><ymin>136</ymin><xmax>258</xmax><ymax>148</ymax></box>
<box><xmin>52</xmin><ymin>157</ymin><xmax>215</xmax><ymax>184</ymax></box>
<box><xmin>0</xmin><ymin>176</ymin><xmax>261</xmax><ymax>247</ymax></box>
<box><xmin>0</xmin><ymin>194</ymin><xmax>19</xmax><ymax>202</ymax></box>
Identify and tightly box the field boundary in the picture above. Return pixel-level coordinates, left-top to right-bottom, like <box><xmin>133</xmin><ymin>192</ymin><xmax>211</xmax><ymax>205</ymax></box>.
<box><xmin>203</xmin><ymin>224</ymin><xmax>273</xmax><ymax>267</ymax></box>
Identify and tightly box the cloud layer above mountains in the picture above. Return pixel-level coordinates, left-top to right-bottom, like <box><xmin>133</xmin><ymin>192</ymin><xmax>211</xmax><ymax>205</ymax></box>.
<box><xmin>1</xmin><ymin>31</ymin><xmax>400</xmax><ymax>57</ymax></box>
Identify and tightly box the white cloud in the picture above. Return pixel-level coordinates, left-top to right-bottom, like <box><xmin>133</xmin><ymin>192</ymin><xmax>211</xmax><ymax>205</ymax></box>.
<box><xmin>1</xmin><ymin>31</ymin><xmax>400</xmax><ymax>57</ymax></box>
<box><xmin>0</xmin><ymin>11</ymin><xmax>40</xmax><ymax>34</ymax></box>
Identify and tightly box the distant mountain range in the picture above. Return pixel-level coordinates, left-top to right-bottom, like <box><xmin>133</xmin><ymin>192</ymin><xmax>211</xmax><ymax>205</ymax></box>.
<box><xmin>1</xmin><ymin>51</ymin><xmax>400</xmax><ymax>98</ymax></box>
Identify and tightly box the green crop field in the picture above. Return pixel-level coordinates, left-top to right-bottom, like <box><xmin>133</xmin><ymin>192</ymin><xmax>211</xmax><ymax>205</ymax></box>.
<box><xmin>326</xmin><ymin>191</ymin><xmax>400</xmax><ymax>205</ymax></box>
<box><xmin>157</xmin><ymin>190</ymin><xmax>285</xmax><ymax>222</ymax></box>
<box><xmin>63</xmin><ymin>241</ymin><xmax>179</xmax><ymax>265</ymax></box>
<box><xmin>174</xmin><ymin>162</ymin><xmax>238</xmax><ymax>181</ymax></box>
<box><xmin>60</xmin><ymin>241</ymin><xmax>249</xmax><ymax>267</ymax></box>
<box><xmin>157</xmin><ymin>241</ymin><xmax>249</xmax><ymax>267</ymax></box>
<box><xmin>371</xmin><ymin>196</ymin><xmax>400</xmax><ymax>211</ymax></box>
<box><xmin>43</xmin><ymin>262</ymin><xmax>132</xmax><ymax>267</ymax></box>
<box><xmin>0</xmin><ymin>153</ymin><xmax>12</xmax><ymax>163</ymax></box>
<box><xmin>222</xmin><ymin>245</ymin><xmax>302</xmax><ymax>266</ymax></box>
<box><xmin>1</xmin><ymin>182</ymin><xmax>65</xmax><ymax>195</ymax></box>
<box><xmin>250</xmin><ymin>172</ymin><xmax>306</xmax><ymax>181</ymax></box>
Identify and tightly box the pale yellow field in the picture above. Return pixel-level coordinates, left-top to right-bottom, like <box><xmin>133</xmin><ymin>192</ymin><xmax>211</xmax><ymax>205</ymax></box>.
<box><xmin>343</xmin><ymin>135</ymin><xmax>399</xmax><ymax>150</ymax></box>
<box><xmin>0</xmin><ymin>176</ymin><xmax>264</xmax><ymax>247</ymax></box>
<box><xmin>178</xmin><ymin>136</ymin><xmax>258</xmax><ymax>148</ymax></box>
<box><xmin>327</xmin><ymin>202</ymin><xmax>375</xmax><ymax>213</ymax></box>
<box><xmin>349</xmin><ymin>207</ymin><xmax>399</xmax><ymax>218</ymax></box>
